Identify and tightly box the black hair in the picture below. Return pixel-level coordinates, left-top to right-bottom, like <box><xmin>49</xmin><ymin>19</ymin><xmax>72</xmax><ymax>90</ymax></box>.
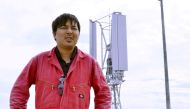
<box><xmin>52</xmin><ymin>13</ymin><xmax>80</xmax><ymax>35</ymax></box>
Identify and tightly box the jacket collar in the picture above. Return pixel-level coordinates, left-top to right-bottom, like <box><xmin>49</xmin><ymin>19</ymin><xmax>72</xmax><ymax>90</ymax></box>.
<box><xmin>48</xmin><ymin>46</ymin><xmax>86</xmax><ymax>59</ymax></box>
<box><xmin>47</xmin><ymin>46</ymin><xmax>87</xmax><ymax>74</ymax></box>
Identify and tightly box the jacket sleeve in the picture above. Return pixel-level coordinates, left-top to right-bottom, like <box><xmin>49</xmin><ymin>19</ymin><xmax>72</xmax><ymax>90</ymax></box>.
<box><xmin>10</xmin><ymin>56</ymin><xmax>37</xmax><ymax>109</ymax></box>
<box><xmin>91</xmin><ymin>60</ymin><xmax>112</xmax><ymax>109</ymax></box>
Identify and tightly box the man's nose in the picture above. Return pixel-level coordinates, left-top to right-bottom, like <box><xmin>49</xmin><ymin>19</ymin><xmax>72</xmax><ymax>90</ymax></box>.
<box><xmin>66</xmin><ymin>27</ymin><xmax>72</xmax><ymax>33</ymax></box>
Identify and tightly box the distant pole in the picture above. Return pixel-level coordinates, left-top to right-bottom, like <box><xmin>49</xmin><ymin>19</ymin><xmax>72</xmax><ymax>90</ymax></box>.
<box><xmin>158</xmin><ymin>0</ymin><xmax>171</xmax><ymax>109</ymax></box>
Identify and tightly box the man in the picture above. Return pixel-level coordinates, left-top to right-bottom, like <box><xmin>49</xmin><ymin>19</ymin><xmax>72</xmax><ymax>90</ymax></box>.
<box><xmin>10</xmin><ymin>13</ymin><xmax>111</xmax><ymax>109</ymax></box>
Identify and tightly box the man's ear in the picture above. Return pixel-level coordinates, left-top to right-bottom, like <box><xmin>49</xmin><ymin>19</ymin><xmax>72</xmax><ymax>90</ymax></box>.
<box><xmin>53</xmin><ymin>33</ymin><xmax>56</xmax><ymax>41</ymax></box>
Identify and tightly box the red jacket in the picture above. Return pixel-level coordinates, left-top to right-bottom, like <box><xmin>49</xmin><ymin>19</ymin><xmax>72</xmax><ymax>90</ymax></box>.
<box><xmin>10</xmin><ymin>47</ymin><xmax>111</xmax><ymax>109</ymax></box>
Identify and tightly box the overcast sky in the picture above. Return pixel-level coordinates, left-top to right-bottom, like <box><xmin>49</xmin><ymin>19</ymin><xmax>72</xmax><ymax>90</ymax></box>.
<box><xmin>0</xmin><ymin>0</ymin><xmax>190</xmax><ymax>109</ymax></box>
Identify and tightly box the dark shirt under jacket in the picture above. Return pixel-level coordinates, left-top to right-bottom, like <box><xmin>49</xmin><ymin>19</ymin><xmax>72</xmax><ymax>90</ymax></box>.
<box><xmin>55</xmin><ymin>46</ymin><xmax>77</xmax><ymax>77</ymax></box>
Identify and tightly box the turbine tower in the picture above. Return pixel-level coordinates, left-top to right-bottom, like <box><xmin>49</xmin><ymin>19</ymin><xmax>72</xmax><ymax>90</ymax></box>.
<box><xmin>89</xmin><ymin>12</ymin><xmax>128</xmax><ymax>109</ymax></box>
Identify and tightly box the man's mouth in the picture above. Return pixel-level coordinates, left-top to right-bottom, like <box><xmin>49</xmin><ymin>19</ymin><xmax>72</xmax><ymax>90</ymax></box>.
<box><xmin>65</xmin><ymin>37</ymin><xmax>73</xmax><ymax>42</ymax></box>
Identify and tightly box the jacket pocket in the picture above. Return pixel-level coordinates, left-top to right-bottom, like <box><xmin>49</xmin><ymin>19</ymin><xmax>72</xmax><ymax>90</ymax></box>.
<box><xmin>36</xmin><ymin>80</ymin><xmax>60</xmax><ymax>109</ymax></box>
<box><xmin>68</xmin><ymin>83</ymin><xmax>90</xmax><ymax>109</ymax></box>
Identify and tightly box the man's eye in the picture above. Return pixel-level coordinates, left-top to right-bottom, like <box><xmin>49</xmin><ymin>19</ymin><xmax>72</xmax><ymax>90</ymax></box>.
<box><xmin>72</xmin><ymin>27</ymin><xmax>78</xmax><ymax>30</ymax></box>
<box><xmin>59</xmin><ymin>26</ymin><xmax>67</xmax><ymax>29</ymax></box>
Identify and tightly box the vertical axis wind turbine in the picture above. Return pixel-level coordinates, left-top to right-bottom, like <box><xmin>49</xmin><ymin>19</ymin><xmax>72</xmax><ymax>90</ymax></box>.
<box><xmin>89</xmin><ymin>12</ymin><xmax>128</xmax><ymax>109</ymax></box>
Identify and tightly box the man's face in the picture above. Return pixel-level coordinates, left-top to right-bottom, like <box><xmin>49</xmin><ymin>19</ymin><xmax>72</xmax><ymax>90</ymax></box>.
<box><xmin>54</xmin><ymin>20</ymin><xmax>79</xmax><ymax>49</ymax></box>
